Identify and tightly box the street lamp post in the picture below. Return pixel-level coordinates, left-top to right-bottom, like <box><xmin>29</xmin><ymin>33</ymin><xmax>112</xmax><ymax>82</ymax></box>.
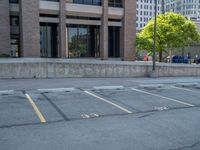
<box><xmin>153</xmin><ymin>0</ymin><xmax>157</xmax><ymax>71</ymax></box>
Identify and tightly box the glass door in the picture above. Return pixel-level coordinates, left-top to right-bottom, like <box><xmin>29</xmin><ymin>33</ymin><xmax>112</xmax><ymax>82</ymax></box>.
<box><xmin>40</xmin><ymin>23</ymin><xmax>58</xmax><ymax>58</ymax></box>
<box><xmin>108</xmin><ymin>26</ymin><xmax>120</xmax><ymax>57</ymax></box>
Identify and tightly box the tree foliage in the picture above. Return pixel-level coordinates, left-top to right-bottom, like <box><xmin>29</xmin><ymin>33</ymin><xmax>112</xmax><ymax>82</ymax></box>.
<box><xmin>136</xmin><ymin>12</ymin><xmax>200</xmax><ymax>61</ymax></box>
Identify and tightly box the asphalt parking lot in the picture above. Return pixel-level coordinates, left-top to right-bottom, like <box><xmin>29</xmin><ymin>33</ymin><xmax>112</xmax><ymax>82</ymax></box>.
<box><xmin>0</xmin><ymin>78</ymin><xmax>200</xmax><ymax>150</ymax></box>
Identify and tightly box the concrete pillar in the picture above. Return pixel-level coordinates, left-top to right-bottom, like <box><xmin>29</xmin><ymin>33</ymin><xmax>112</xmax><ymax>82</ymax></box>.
<box><xmin>100</xmin><ymin>0</ymin><xmax>108</xmax><ymax>60</ymax></box>
<box><xmin>20</xmin><ymin>0</ymin><xmax>40</xmax><ymax>57</ymax></box>
<box><xmin>59</xmin><ymin>0</ymin><xmax>67</xmax><ymax>58</ymax></box>
<box><xmin>120</xmin><ymin>0</ymin><xmax>136</xmax><ymax>61</ymax></box>
<box><xmin>0</xmin><ymin>0</ymin><xmax>10</xmax><ymax>56</ymax></box>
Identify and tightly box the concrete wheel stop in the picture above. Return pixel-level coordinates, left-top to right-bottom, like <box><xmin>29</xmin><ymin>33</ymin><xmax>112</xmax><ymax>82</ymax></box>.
<box><xmin>139</xmin><ymin>84</ymin><xmax>164</xmax><ymax>90</ymax></box>
<box><xmin>175</xmin><ymin>82</ymin><xmax>199</xmax><ymax>87</ymax></box>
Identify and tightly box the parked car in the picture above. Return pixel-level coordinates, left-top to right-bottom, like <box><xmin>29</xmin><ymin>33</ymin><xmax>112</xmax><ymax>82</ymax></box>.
<box><xmin>172</xmin><ymin>55</ymin><xmax>189</xmax><ymax>64</ymax></box>
<box><xmin>194</xmin><ymin>58</ymin><xmax>200</xmax><ymax>64</ymax></box>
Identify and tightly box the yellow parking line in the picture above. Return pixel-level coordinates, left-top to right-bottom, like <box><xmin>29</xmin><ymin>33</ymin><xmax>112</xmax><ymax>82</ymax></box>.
<box><xmin>25</xmin><ymin>93</ymin><xmax>46</xmax><ymax>123</ymax></box>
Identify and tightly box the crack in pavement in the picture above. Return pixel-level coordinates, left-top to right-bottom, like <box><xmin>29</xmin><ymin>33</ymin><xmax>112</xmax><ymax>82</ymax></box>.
<box><xmin>170</xmin><ymin>141</ymin><xmax>200</xmax><ymax>150</ymax></box>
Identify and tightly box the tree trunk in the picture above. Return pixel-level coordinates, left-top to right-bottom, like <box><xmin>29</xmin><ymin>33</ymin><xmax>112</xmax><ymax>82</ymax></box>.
<box><xmin>159</xmin><ymin>51</ymin><xmax>162</xmax><ymax>62</ymax></box>
<box><xmin>181</xmin><ymin>47</ymin><xmax>184</xmax><ymax>57</ymax></box>
<box><xmin>169</xmin><ymin>49</ymin><xmax>173</xmax><ymax>63</ymax></box>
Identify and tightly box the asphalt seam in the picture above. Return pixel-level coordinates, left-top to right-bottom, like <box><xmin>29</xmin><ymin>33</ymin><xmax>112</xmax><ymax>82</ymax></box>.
<box><xmin>41</xmin><ymin>93</ymin><xmax>70</xmax><ymax>121</ymax></box>
<box><xmin>0</xmin><ymin>119</ymin><xmax>65</xmax><ymax>129</ymax></box>
<box><xmin>0</xmin><ymin>104</ymin><xmax>198</xmax><ymax>129</ymax></box>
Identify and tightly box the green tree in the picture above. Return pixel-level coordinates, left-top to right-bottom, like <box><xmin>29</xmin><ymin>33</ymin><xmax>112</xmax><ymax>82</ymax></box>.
<box><xmin>136</xmin><ymin>12</ymin><xmax>200</xmax><ymax>62</ymax></box>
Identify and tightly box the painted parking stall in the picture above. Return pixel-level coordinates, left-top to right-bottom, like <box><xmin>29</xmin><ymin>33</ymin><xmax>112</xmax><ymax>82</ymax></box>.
<box><xmin>0</xmin><ymin>83</ymin><xmax>199</xmax><ymax>128</ymax></box>
<box><xmin>141</xmin><ymin>86</ymin><xmax>200</xmax><ymax>106</ymax></box>
<box><xmin>0</xmin><ymin>91</ymin><xmax>42</xmax><ymax>127</ymax></box>
<box><xmin>93</xmin><ymin>88</ymin><xmax>190</xmax><ymax>113</ymax></box>
<box><xmin>38</xmin><ymin>88</ymin><xmax>128</xmax><ymax>120</ymax></box>
<box><xmin>26</xmin><ymin>91</ymin><xmax>64</xmax><ymax>122</ymax></box>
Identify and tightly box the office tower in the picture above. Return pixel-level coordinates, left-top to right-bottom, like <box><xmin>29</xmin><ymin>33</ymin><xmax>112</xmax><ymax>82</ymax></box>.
<box><xmin>136</xmin><ymin>0</ymin><xmax>162</xmax><ymax>31</ymax></box>
<box><xmin>0</xmin><ymin>0</ymin><xmax>136</xmax><ymax>61</ymax></box>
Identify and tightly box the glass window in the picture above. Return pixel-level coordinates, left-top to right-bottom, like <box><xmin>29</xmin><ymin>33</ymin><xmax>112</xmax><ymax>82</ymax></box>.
<box><xmin>40</xmin><ymin>0</ymin><xmax>59</xmax><ymax>2</ymax></box>
<box><xmin>93</xmin><ymin>0</ymin><xmax>101</xmax><ymax>5</ymax></box>
<box><xmin>9</xmin><ymin>0</ymin><xmax>18</xmax><ymax>3</ymax></box>
<box><xmin>10</xmin><ymin>16</ymin><xmax>19</xmax><ymax>26</ymax></box>
<box><xmin>108</xmin><ymin>0</ymin><xmax>122</xmax><ymax>7</ymax></box>
<box><xmin>68</xmin><ymin>27</ymin><xmax>79</xmax><ymax>57</ymax></box>
<box><xmin>10</xmin><ymin>16</ymin><xmax>20</xmax><ymax>57</ymax></box>
<box><xmin>84</xmin><ymin>0</ymin><xmax>93</xmax><ymax>5</ymax></box>
<box><xmin>71</xmin><ymin>0</ymin><xmax>101</xmax><ymax>5</ymax></box>
<box><xmin>10</xmin><ymin>38</ymin><xmax>20</xmax><ymax>57</ymax></box>
<box><xmin>68</xmin><ymin>25</ymin><xmax>100</xmax><ymax>58</ymax></box>
<box><xmin>78</xmin><ymin>27</ymin><xmax>88</xmax><ymax>57</ymax></box>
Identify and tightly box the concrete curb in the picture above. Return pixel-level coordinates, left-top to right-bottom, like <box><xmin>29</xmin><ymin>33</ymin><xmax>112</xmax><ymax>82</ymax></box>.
<box><xmin>93</xmin><ymin>86</ymin><xmax>124</xmax><ymax>90</ymax></box>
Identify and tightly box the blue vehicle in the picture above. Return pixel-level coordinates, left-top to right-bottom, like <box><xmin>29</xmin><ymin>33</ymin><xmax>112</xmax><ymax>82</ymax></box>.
<box><xmin>172</xmin><ymin>55</ymin><xmax>189</xmax><ymax>64</ymax></box>
<box><xmin>172</xmin><ymin>55</ymin><xmax>179</xmax><ymax>63</ymax></box>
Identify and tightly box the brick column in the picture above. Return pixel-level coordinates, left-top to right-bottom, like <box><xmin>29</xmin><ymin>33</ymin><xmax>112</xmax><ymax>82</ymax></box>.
<box><xmin>120</xmin><ymin>0</ymin><xmax>136</xmax><ymax>61</ymax></box>
<box><xmin>100</xmin><ymin>0</ymin><xmax>108</xmax><ymax>60</ymax></box>
<box><xmin>0</xmin><ymin>0</ymin><xmax>10</xmax><ymax>56</ymax></box>
<box><xmin>20</xmin><ymin>0</ymin><xmax>40</xmax><ymax>57</ymax></box>
<box><xmin>59</xmin><ymin>0</ymin><xmax>67</xmax><ymax>58</ymax></box>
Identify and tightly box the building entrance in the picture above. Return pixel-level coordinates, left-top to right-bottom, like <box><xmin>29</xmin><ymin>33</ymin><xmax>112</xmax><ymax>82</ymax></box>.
<box><xmin>10</xmin><ymin>16</ymin><xmax>20</xmax><ymax>57</ymax></box>
<box><xmin>108</xmin><ymin>26</ymin><xmax>120</xmax><ymax>58</ymax></box>
<box><xmin>40</xmin><ymin>23</ymin><xmax>58</xmax><ymax>58</ymax></box>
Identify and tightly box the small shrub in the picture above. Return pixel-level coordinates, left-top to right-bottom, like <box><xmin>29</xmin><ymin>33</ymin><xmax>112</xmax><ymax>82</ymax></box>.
<box><xmin>0</xmin><ymin>54</ymin><xmax>10</xmax><ymax>58</ymax></box>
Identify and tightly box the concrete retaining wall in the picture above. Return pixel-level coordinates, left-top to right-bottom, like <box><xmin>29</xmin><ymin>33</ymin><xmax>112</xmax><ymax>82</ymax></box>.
<box><xmin>0</xmin><ymin>58</ymin><xmax>200</xmax><ymax>79</ymax></box>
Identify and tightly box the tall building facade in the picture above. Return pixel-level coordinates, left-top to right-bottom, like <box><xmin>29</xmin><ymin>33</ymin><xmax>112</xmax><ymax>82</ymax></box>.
<box><xmin>0</xmin><ymin>0</ymin><xmax>136</xmax><ymax>61</ymax></box>
<box><xmin>165</xmin><ymin>0</ymin><xmax>175</xmax><ymax>12</ymax></box>
<box><xmin>136</xmin><ymin>0</ymin><xmax>162</xmax><ymax>31</ymax></box>
<box><xmin>165</xmin><ymin>0</ymin><xmax>200</xmax><ymax>20</ymax></box>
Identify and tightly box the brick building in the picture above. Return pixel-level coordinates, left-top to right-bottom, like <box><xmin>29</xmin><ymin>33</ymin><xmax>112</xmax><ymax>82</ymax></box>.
<box><xmin>0</xmin><ymin>0</ymin><xmax>136</xmax><ymax>61</ymax></box>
